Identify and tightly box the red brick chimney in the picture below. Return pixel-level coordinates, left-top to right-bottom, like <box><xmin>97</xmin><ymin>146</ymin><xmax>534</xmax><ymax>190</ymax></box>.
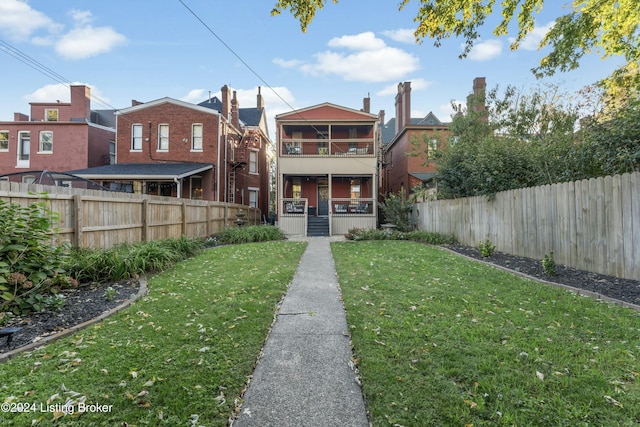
<box><xmin>231</xmin><ymin>90</ymin><xmax>240</xmax><ymax>129</ymax></box>
<box><xmin>468</xmin><ymin>77</ymin><xmax>487</xmax><ymax>115</ymax></box>
<box><xmin>70</xmin><ymin>85</ymin><xmax>91</xmax><ymax>120</ymax></box>
<box><xmin>394</xmin><ymin>82</ymin><xmax>411</xmax><ymax>133</ymax></box>
<box><xmin>256</xmin><ymin>86</ymin><xmax>264</xmax><ymax>110</ymax></box>
<box><xmin>221</xmin><ymin>85</ymin><xmax>231</xmax><ymax>121</ymax></box>
<box><xmin>362</xmin><ymin>95</ymin><xmax>370</xmax><ymax>113</ymax></box>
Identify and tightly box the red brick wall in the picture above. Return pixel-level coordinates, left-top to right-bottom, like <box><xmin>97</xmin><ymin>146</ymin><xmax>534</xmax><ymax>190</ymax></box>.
<box><xmin>116</xmin><ymin>103</ymin><xmax>220</xmax><ymax>164</ymax></box>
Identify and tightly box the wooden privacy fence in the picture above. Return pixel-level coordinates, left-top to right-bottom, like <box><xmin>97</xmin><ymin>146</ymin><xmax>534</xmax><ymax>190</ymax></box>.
<box><xmin>414</xmin><ymin>172</ymin><xmax>639</xmax><ymax>281</ymax></box>
<box><xmin>0</xmin><ymin>181</ymin><xmax>261</xmax><ymax>249</ymax></box>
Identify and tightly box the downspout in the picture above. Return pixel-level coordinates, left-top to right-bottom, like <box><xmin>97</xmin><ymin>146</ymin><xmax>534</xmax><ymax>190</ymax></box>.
<box><xmin>174</xmin><ymin>177</ymin><xmax>181</xmax><ymax>198</ymax></box>
<box><xmin>217</xmin><ymin>115</ymin><xmax>221</xmax><ymax>201</ymax></box>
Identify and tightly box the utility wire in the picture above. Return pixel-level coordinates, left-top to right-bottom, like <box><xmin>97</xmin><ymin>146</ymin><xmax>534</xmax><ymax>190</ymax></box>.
<box><xmin>177</xmin><ymin>0</ymin><xmax>379</xmax><ymax>171</ymax></box>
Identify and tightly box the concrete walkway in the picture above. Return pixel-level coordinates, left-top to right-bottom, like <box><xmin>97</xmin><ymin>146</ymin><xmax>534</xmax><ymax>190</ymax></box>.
<box><xmin>233</xmin><ymin>237</ymin><xmax>369</xmax><ymax>427</ymax></box>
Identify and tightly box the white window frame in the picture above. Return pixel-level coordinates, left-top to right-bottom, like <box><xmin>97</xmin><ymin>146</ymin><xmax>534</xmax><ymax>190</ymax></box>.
<box><xmin>158</xmin><ymin>124</ymin><xmax>169</xmax><ymax>151</ymax></box>
<box><xmin>17</xmin><ymin>131</ymin><xmax>30</xmax><ymax>167</ymax></box>
<box><xmin>248</xmin><ymin>187</ymin><xmax>259</xmax><ymax>208</ymax></box>
<box><xmin>131</xmin><ymin>124</ymin><xmax>143</xmax><ymax>151</ymax></box>
<box><xmin>45</xmin><ymin>109</ymin><xmax>58</xmax><ymax>122</ymax></box>
<box><xmin>38</xmin><ymin>130</ymin><xmax>53</xmax><ymax>153</ymax></box>
<box><xmin>249</xmin><ymin>149</ymin><xmax>258</xmax><ymax>174</ymax></box>
<box><xmin>0</xmin><ymin>131</ymin><xmax>8</xmax><ymax>151</ymax></box>
<box><xmin>191</xmin><ymin>123</ymin><xmax>203</xmax><ymax>151</ymax></box>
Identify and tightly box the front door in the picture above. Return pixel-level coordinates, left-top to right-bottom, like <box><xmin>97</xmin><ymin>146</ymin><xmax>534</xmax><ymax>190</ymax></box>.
<box><xmin>318</xmin><ymin>185</ymin><xmax>329</xmax><ymax>216</ymax></box>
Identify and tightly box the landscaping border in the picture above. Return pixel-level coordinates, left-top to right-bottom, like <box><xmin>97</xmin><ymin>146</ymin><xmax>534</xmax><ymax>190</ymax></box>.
<box><xmin>440</xmin><ymin>246</ymin><xmax>640</xmax><ymax>312</ymax></box>
<box><xmin>0</xmin><ymin>277</ymin><xmax>148</xmax><ymax>363</ymax></box>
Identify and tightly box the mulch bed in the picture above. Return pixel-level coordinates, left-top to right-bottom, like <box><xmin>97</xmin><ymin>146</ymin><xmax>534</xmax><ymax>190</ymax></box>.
<box><xmin>445</xmin><ymin>244</ymin><xmax>640</xmax><ymax>306</ymax></box>
<box><xmin>1</xmin><ymin>280</ymin><xmax>140</xmax><ymax>354</ymax></box>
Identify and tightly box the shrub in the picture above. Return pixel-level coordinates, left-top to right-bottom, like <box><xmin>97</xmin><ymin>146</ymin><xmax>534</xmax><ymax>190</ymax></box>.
<box><xmin>0</xmin><ymin>200</ymin><xmax>71</xmax><ymax>314</ymax></box>
<box><xmin>65</xmin><ymin>237</ymin><xmax>205</xmax><ymax>284</ymax></box>
<box><xmin>478</xmin><ymin>239</ymin><xmax>496</xmax><ymax>257</ymax></box>
<box><xmin>217</xmin><ymin>225</ymin><xmax>285</xmax><ymax>244</ymax></box>
<box><xmin>345</xmin><ymin>227</ymin><xmax>457</xmax><ymax>245</ymax></box>
<box><xmin>542</xmin><ymin>252</ymin><xmax>557</xmax><ymax>276</ymax></box>
<box><xmin>379</xmin><ymin>192</ymin><xmax>414</xmax><ymax>232</ymax></box>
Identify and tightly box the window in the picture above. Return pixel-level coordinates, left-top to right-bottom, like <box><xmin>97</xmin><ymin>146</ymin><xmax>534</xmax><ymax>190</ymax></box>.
<box><xmin>158</xmin><ymin>124</ymin><xmax>169</xmax><ymax>151</ymax></box>
<box><xmin>0</xmin><ymin>131</ymin><xmax>8</xmax><ymax>151</ymax></box>
<box><xmin>249</xmin><ymin>150</ymin><xmax>258</xmax><ymax>174</ymax></box>
<box><xmin>18</xmin><ymin>131</ymin><xmax>30</xmax><ymax>161</ymax></box>
<box><xmin>191</xmin><ymin>176</ymin><xmax>203</xmax><ymax>199</ymax></box>
<box><xmin>132</xmin><ymin>124</ymin><xmax>143</xmax><ymax>150</ymax></box>
<box><xmin>109</xmin><ymin>140</ymin><xmax>115</xmax><ymax>164</ymax></box>
<box><xmin>292</xmin><ymin>178</ymin><xmax>302</xmax><ymax>199</ymax></box>
<box><xmin>249</xmin><ymin>188</ymin><xmax>258</xmax><ymax>208</ymax></box>
<box><xmin>39</xmin><ymin>131</ymin><xmax>53</xmax><ymax>152</ymax></box>
<box><xmin>350</xmin><ymin>179</ymin><xmax>361</xmax><ymax>200</ymax></box>
<box><xmin>45</xmin><ymin>109</ymin><xmax>58</xmax><ymax>122</ymax></box>
<box><xmin>192</xmin><ymin>124</ymin><xmax>203</xmax><ymax>151</ymax></box>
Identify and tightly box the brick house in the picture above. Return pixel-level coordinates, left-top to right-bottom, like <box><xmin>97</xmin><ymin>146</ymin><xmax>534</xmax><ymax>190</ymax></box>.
<box><xmin>71</xmin><ymin>86</ymin><xmax>270</xmax><ymax>216</ymax></box>
<box><xmin>0</xmin><ymin>85</ymin><xmax>115</xmax><ymax>178</ymax></box>
<box><xmin>381</xmin><ymin>78</ymin><xmax>486</xmax><ymax>199</ymax></box>
<box><xmin>276</xmin><ymin>100</ymin><xmax>379</xmax><ymax>236</ymax></box>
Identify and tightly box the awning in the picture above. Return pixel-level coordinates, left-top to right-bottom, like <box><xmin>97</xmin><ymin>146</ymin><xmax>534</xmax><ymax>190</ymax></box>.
<box><xmin>67</xmin><ymin>162</ymin><xmax>214</xmax><ymax>181</ymax></box>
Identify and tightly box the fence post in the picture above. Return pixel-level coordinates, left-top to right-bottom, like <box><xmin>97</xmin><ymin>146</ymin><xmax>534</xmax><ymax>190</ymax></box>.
<box><xmin>206</xmin><ymin>202</ymin><xmax>212</xmax><ymax>237</ymax></box>
<box><xmin>141</xmin><ymin>199</ymin><xmax>149</xmax><ymax>242</ymax></box>
<box><xmin>73</xmin><ymin>195</ymin><xmax>83</xmax><ymax>248</ymax></box>
<box><xmin>181</xmin><ymin>200</ymin><xmax>188</xmax><ymax>236</ymax></box>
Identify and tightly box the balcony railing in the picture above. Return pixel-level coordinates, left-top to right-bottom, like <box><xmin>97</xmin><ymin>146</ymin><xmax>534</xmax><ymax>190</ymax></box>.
<box><xmin>281</xmin><ymin>138</ymin><xmax>375</xmax><ymax>157</ymax></box>
<box><xmin>330</xmin><ymin>198</ymin><xmax>374</xmax><ymax>215</ymax></box>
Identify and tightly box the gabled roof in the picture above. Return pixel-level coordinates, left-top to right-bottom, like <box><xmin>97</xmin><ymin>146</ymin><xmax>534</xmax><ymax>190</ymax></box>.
<box><xmin>276</xmin><ymin>102</ymin><xmax>378</xmax><ymax>121</ymax></box>
<box><xmin>382</xmin><ymin>112</ymin><xmax>450</xmax><ymax>146</ymax></box>
<box><xmin>116</xmin><ymin>98</ymin><xmax>221</xmax><ymax>116</ymax></box>
<box><xmin>67</xmin><ymin>162</ymin><xmax>213</xmax><ymax>180</ymax></box>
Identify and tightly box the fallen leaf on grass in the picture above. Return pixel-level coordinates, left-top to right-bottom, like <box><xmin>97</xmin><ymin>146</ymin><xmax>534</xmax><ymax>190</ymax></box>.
<box><xmin>536</xmin><ymin>371</ymin><xmax>545</xmax><ymax>381</ymax></box>
<box><xmin>464</xmin><ymin>399</ymin><xmax>478</xmax><ymax>410</ymax></box>
<box><xmin>604</xmin><ymin>395</ymin><xmax>623</xmax><ymax>408</ymax></box>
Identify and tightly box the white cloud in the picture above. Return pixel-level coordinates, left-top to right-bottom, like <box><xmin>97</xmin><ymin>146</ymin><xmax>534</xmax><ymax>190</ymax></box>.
<box><xmin>381</xmin><ymin>28</ymin><xmax>416</xmax><ymax>44</ymax></box>
<box><xmin>55</xmin><ymin>26</ymin><xmax>126</xmax><ymax>59</ymax></box>
<box><xmin>513</xmin><ymin>21</ymin><xmax>555</xmax><ymax>51</ymax></box>
<box><xmin>272</xmin><ymin>58</ymin><xmax>304</xmax><ymax>68</ymax></box>
<box><xmin>0</xmin><ymin>0</ymin><xmax>62</xmax><ymax>41</ymax></box>
<box><xmin>275</xmin><ymin>32</ymin><xmax>419</xmax><ymax>83</ymax></box>
<box><xmin>0</xmin><ymin>3</ymin><xmax>126</xmax><ymax>59</ymax></box>
<box><xmin>181</xmin><ymin>89</ymin><xmax>207</xmax><ymax>104</ymax></box>
<box><xmin>376</xmin><ymin>78</ymin><xmax>433</xmax><ymax>96</ymax></box>
<box><xmin>466</xmin><ymin>39</ymin><xmax>503</xmax><ymax>61</ymax></box>
<box><xmin>327</xmin><ymin>32</ymin><xmax>386</xmax><ymax>50</ymax></box>
<box><xmin>68</xmin><ymin>9</ymin><xmax>94</xmax><ymax>26</ymax></box>
<box><xmin>24</xmin><ymin>82</ymin><xmax>109</xmax><ymax>106</ymax></box>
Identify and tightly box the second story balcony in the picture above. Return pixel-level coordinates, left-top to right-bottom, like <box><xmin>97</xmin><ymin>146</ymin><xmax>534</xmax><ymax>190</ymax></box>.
<box><xmin>280</xmin><ymin>138</ymin><xmax>376</xmax><ymax>157</ymax></box>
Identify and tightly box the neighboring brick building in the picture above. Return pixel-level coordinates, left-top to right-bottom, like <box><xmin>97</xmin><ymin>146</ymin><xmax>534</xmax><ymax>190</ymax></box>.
<box><xmin>0</xmin><ymin>85</ymin><xmax>115</xmax><ymax>177</ymax></box>
<box><xmin>71</xmin><ymin>86</ymin><xmax>271</xmax><ymax>216</ymax></box>
<box><xmin>381</xmin><ymin>78</ymin><xmax>486</xmax><ymax>199</ymax></box>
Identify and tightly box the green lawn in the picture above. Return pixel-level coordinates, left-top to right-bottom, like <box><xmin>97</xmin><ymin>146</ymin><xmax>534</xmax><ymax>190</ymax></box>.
<box><xmin>332</xmin><ymin>240</ymin><xmax>640</xmax><ymax>426</ymax></box>
<box><xmin>2</xmin><ymin>239</ymin><xmax>638</xmax><ymax>426</ymax></box>
<box><xmin>0</xmin><ymin>242</ymin><xmax>306</xmax><ymax>426</ymax></box>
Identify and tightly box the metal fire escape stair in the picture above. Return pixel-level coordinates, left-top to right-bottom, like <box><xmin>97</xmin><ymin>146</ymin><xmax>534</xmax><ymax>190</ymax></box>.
<box><xmin>228</xmin><ymin>142</ymin><xmax>247</xmax><ymax>204</ymax></box>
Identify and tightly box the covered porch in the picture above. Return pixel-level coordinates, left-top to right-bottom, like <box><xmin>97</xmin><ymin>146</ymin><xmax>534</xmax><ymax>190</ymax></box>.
<box><xmin>278</xmin><ymin>174</ymin><xmax>377</xmax><ymax>236</ymax></box>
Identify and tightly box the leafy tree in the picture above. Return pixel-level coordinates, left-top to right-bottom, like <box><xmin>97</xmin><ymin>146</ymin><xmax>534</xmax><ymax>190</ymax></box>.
<box><xmin>436</xmin><ymin>84</ymin><xmax>592</xmax><ymax>199</ymax></box>
<box><xmin>272</xmin><ymin>0</ymin><xmax>639</xmax><ymax>82</ymax></box>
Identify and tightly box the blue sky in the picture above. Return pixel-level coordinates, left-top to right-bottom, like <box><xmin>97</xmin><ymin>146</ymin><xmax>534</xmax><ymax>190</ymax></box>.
<box><xmin>0</xmin><ymin>0</ymin><xmax>626</xmax><ymax>139</ymax></box>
